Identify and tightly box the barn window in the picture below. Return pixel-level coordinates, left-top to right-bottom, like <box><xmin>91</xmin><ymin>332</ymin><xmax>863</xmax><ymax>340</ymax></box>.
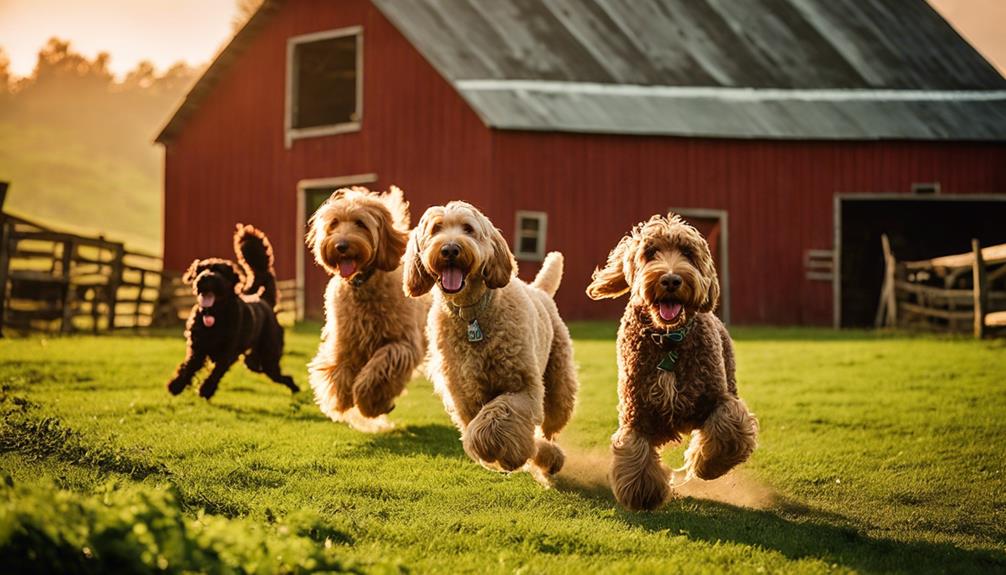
<box><xmin>514</xmin><ymin>211</ymin><xmax>547</xmax><ymax>261</ymax></box>
<box><xmin>285</xmin><ymin>26</ymin><xmax>362</xmax><ymax>148</ymax></box>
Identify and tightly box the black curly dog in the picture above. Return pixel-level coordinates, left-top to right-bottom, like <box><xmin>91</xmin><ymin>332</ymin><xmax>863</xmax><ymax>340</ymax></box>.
<box><xmin>167</xmin><ymin>224</ymin><xmax>299</xmax><ymax>399</ymax></box>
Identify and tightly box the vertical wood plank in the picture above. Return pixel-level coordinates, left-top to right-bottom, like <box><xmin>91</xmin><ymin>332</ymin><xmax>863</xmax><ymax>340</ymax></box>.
<box><xmin>972</xmin><ymin>238</ymin><xmax>987</xmax><ymax>339</ymax></box>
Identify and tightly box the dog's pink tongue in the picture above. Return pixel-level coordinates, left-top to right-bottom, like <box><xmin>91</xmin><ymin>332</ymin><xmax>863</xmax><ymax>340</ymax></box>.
<box><xmin>441</xmin><ymin>267</ymin><xmax>464</xmax><ymax>292</ymax></box>
<box><xmin>659</xmin><ymin>302</ymin><xmax>682</xmax><ymax>321</ymax></box>
<box><xmin>202</xmin><ymin>315</ymin><xmax>215</xmax><ymax>328</ymax></box>
<box><xmin>339</xmin><ymin>259</ymin><xmax>357</xmax><ymax>279</ymax></box>
<box><xmin>198</xmin><ymin>293</ymin><xmax>215</xmax><ymax>308</ymax></box>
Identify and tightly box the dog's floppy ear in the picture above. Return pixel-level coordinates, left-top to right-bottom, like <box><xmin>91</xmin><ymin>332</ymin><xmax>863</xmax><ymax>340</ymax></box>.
<box><xmin>697</xmin><ymin>237</ymin><xmax>720</xmax><ymax>313</ymax></box>
<box><xmin>402</xmin><ymin>210</ymin><xmax>437</xmax><ymax>297</ymax></box>
<box><xmin>482</xmin><ymin>224</ymin><xmax>515</xmax><ymax>289</ymax></box>
<box><xmin>181</xmin><ymin>259</ymin><xmax>201</xmax><ymax>285</ymax></box>
<box><xmin>373</xmin><ymin>202</ymin><xmax>409</xmax><ymax>272</ymax></box>
<box><xmin>586</xmin><ymin>235</ymin><xmax>633</xmax><ymax>300</ymax></box>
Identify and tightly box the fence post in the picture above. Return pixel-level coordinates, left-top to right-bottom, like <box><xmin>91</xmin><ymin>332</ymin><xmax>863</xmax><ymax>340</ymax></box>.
<box><xmin>972</xmin><ymin>239</ymin><xmax>987</xmax><ymax>339</ymax></box>
<box><xmin>107</xmin><ymin>243</ymin><xmax>125</xmax><ymax>331</ymax></box>
<box><xmin>0</xmin><ymin>181</ymin><xmax>9</xmax><ymax>338</ymax></box>
<box><xmin>60</xmin><ymin>238</ymin><xmax>76</xmax><ymax>333</ymax></box>
<box><xmin>876</xmin><ymin>234</ymin><xmax>898</xmax><ymax>328</ymax></box>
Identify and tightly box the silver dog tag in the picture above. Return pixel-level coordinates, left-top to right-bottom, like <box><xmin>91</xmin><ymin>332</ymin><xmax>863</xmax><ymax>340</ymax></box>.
<box><xmin>467</xmin><ymin>320</ymin><xmax>484</xmax><ymax>343</ymax></box>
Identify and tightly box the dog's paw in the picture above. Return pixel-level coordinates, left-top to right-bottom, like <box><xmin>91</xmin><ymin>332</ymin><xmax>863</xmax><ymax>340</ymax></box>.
<box><xmin>464</xmin><ymin>402</ymin><xmax>535</xmax><ymax>471</ymax></box>
<box><xmin>282</xmin><ymin>376</ymin><xmax>300</xmax><ymax>394</ymax></box>
<box><xmin>166</xmin><ymin>378</ymin><xmax>188</xmax><ymax>396</ymax></box>
<box><xmin>533</xmin><ymin>439</ymin><xmax>565</xmax><ymax>475</ymax></box>
<box><xmin>198</xmin><ymin>383</ymin><xmax>217</xmax><ymax>400</ymax></box>
<box><xmin>353</xmin><ymin>385</ymin><xmax>396</xmax><ymax>418</ymax></box>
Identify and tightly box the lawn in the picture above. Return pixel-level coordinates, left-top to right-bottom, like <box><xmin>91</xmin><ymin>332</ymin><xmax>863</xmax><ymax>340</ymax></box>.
<box><xmin>1</xmin><ymin>323</ymin><xmax>1004</xmax><ymax>573</ymax></box>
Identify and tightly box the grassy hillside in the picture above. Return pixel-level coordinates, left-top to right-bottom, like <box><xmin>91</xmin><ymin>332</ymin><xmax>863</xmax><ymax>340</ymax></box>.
<box><xmin>0</xmin><ymin>120</ymin><xmax>162</xmax><ymax>254</ymax></box>
<box><xmin>1</xmin><ymin>323</ymin><xmax>1005</xmax><ymax>573</ymax></box>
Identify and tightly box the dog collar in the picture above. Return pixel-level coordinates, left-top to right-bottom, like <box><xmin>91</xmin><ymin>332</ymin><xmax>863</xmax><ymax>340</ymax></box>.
<box><xmin>349</xmin><ymin>267</ymin><xmax>376</xmax><ymax>288</ymax></box>
<box><xmin>648</xmin><ymin>317</ymin><xmax>696</xmax><ymax>372</ymax></box>
<box><xmin>445</xmin><ymin>290</ymin><xmax>491</xmax><ymax>343</ymax></box>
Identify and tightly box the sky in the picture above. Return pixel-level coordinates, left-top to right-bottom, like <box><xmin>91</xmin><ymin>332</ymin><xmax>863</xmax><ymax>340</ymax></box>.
<box><xmin>0</xmin><ymin>0</ymin><xmax>238</xmax><ymax>77</ymax></box>
<box><xmin>0</xmin><ymin>0</ymin><xmax>1003</xmax><ymax>79</ymax></box>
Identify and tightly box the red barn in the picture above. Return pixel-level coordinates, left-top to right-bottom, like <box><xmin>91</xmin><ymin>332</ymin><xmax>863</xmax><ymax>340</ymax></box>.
<box><xmin>156</xmin><ymin>0</ymin><xmax>1006</xmax><ymax>326</ymax></box>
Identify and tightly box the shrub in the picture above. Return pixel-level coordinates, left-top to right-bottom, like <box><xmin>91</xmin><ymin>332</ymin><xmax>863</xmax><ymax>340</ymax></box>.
<box><xmin>0</xmin><ymin>479</ymin><xmax>382</xmax><ymax>574</ymax></box>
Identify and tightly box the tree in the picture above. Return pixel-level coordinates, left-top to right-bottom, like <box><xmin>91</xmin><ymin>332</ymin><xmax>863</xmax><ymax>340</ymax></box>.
<box><xmin>234</xmin><ymin>0</ymin><xmax>264</xmax><ymax>29</ymax></box>
<box><xmin>0</xmin><ymin>47</ymin><xmax>10</xmax><ymax>95</ymax></box>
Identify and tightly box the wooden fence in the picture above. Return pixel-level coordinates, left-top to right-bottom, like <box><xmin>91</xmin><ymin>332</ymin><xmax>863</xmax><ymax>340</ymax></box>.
<box><xmin>0</xmin><ymin>209</ymin><xmax>299</xmax><ymax>336</ymax></box>
<box><xmin>876</xmin><ymin>234</ymin><xmax>1006</xmax><ymax>337</ymax></box>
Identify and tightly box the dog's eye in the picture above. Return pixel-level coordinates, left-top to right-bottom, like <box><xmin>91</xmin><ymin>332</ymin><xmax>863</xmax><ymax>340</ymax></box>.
<box><xmin>681</xmin><ymin>247</ymin><xmax>694</xmax><ymax>260</ymax></box>
<box><xmin>462</xmin><ymin>223</ymin><xmax>475</xmax><ymax>235</ymax></box>
<box><xmin>329</xmin><ymin>218</ymin><xmax>339</xmax><ymax>228</ymax></box>
<box><xmin>431</xmin><ymin>223</ymin><xmax>443</xmax><ymax>234</ymax></box>
<box><xmin>643</xmin><ymin>246</ymin><xmax>657</xmax><ymax>260</ymax></box>
<box><xmin>355</xmin><ymin>219</ymin><xmax>367</xmax><ymax>229</ymax></box>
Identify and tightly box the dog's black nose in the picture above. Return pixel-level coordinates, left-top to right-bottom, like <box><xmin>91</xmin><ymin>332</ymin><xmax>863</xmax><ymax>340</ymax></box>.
<box><xmin>336</xmin><ymin>241</ymin><xmax>349</xmax><ymax>254</ymax></box>
<box><xmin>440</xmin><ymin>243</ymin><xmax>461</xmax><ymax>259</ymax></box>
<box><xmin>661</xmin><ymin>274</ymin><xmax>683</xmax><ymax>291</ymax></box>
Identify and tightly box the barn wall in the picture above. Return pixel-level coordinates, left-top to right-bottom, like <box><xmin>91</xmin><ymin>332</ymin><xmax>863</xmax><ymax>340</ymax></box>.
<box><xmin>492</xmin><ymin>133</ymin><xmax>1006</xmax><ymax>324</ymax></box>
<box><xmin>163</xmin><ymin>0</ymin><xmax>492</xmax><ymax>303</ymax></box>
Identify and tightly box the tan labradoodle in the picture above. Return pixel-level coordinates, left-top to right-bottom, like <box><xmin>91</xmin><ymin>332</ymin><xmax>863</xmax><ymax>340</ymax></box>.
<box><xmin>306</xmin><ymin>186</ymin><xmax>429</xmax><ymax>430</ymax></box>
<box><xmin>403</xmin><ymin>201</ymin><xmax>578</xmax><ymax>479</ymax></box>
<box><xmin>587</xmin><ymin>212</ymin><xmax>758</xmax><ymax>510</ymax></box>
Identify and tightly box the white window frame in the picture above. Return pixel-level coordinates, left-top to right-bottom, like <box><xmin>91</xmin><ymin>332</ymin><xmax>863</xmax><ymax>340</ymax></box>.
<box><xmin>513</xmin><ymin>211</ymin><xmax>548</xmax><ymax>261</ymax></box>
<box><xmin>285</xmin><ymin>26</ymin><xmax>363</xmax><ymax>149</ymax></box>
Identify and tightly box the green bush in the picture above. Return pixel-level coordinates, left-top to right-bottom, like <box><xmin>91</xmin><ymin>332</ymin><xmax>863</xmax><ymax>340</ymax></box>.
<box><xmin>0</xmin><ymin>479</ymin><xmax>381</xmax><ymax>574</ymax></box>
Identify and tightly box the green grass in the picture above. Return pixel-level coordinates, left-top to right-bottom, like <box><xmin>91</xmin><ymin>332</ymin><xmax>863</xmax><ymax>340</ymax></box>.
<box><xmin>1</xmin><ymin>323</ymin><xmax>1005</xmax><ymax>573</ymax></box>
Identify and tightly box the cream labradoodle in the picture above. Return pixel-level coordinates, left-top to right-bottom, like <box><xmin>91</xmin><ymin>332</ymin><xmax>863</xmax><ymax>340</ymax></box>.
<box><xmin>403</xmin><ymin>201</ymin><xmax>578</xmax><ymax>478</ymax></box>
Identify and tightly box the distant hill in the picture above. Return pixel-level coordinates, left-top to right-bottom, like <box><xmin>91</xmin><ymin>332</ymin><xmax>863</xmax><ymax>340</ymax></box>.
<box><xmin>0</xmin><ymin>121</ymin><xmax>162</xmax><ymax>253</ymax></box>
<box><xmin>0</xmin><ymin>38</ymin><xmax>198</xmax><ymax>254</ymax></box>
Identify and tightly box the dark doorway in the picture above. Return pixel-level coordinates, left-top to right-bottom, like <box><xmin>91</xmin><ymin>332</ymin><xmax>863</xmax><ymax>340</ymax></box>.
<box><xmin>837</xmin><ymin>196</ymin><xmax>1006</xmax><ymax>328</ymax></box>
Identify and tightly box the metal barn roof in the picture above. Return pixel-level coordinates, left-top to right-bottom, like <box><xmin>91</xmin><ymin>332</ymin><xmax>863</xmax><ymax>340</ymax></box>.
<box><xmin>158</xmin><ymin>0</ymin><xmax>1006</xmax><ymax>142</ymax></box>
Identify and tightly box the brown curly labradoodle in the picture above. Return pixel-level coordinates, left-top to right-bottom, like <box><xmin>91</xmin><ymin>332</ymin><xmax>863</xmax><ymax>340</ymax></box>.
<box><xmin>587</xmin><ymin>212</ymin><xmax>757</xmax><ymax>510</ymax></box>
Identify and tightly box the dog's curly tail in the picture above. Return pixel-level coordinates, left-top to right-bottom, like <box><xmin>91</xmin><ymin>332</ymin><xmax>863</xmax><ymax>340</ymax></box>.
<box><xmin>531</xmin><ymin>252</ymin><xmax>563</xmax><ymax>298</ymax></box>
<box><xmin>234</xmin><ymin>223</ymin><xmax>278</xmax><ymax>307</ymax></box>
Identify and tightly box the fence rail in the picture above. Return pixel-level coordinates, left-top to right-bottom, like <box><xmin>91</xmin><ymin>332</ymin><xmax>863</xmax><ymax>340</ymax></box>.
<box><xmin>0</xmin><ymin>208</ymin><xmax>299</xmax><ymax>336</ymax></box>
<box><xmin>876</xmin><ymin>233</ymin><xmax>1006</xmax><ymax>338</ymax></box>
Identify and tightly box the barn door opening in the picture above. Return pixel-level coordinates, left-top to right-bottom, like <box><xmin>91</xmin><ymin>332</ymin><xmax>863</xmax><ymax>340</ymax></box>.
<box><xmin>296</xmin><ymin>173</ymin><xmax>377</xmax><ymax>321</ymax></box>
<box><xmin>834</xmin><ymin>195</ymin><xmax>1006</xmax><ymax>328</ymax></box>
<box><xmin>670</xmin><ymin>208</ymin><xmax>730</xmax><ymax>325</ymax></box>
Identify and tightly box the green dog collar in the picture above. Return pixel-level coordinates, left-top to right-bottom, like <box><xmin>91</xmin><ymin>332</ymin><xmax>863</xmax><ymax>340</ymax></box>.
<box><xmin>650</xmin><ymin>317</ymin><xmax>695</xmax><ymax>372</ymax></box>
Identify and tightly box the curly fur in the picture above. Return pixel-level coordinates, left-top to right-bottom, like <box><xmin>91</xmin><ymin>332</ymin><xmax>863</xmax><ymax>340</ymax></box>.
<box><xmin>234</xmin><ymin>223</ymin><xmax>278</xmax><ymax>306</ymax></box>
<box><xmin>167</xmin><ymin>225</ymin><xmax>297</xmax><ymax>399</ymax></box>
<box><xmin>404</xmin><ymin>201</ymin><xmax>578</xmax><ymax>478</ymax></box>
<box><xmin>306</xmin><ymin>186</ymin><xmax>429</xmax><ymax>428</ymax></box>
<box><xmin>587</xmin><ymin>212</ymin><xmax>757</xmax><ymax>510</ymax></box>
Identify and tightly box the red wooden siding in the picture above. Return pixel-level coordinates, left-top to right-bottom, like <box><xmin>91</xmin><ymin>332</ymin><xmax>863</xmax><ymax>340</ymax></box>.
<box><xmin>491</xmin><ymin>133</ymin><xmax>1006</xmax><ymax>324</ymax></box>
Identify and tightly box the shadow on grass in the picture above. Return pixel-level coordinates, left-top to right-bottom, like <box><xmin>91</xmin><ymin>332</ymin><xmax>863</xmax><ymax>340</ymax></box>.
<box><xmin>359</xmin><ymin>424</ymin><xmax>465</xmax><ymax>458</ymax></box>
<box><xmin>619</xmin><ymin>497</ymin><xmax>1006</xmax><ymax>574</ymax></box>
<box><xmin>212</xmin><ymin>401</ymin><xmax>329</xmax><ymax>422</ymax></box>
